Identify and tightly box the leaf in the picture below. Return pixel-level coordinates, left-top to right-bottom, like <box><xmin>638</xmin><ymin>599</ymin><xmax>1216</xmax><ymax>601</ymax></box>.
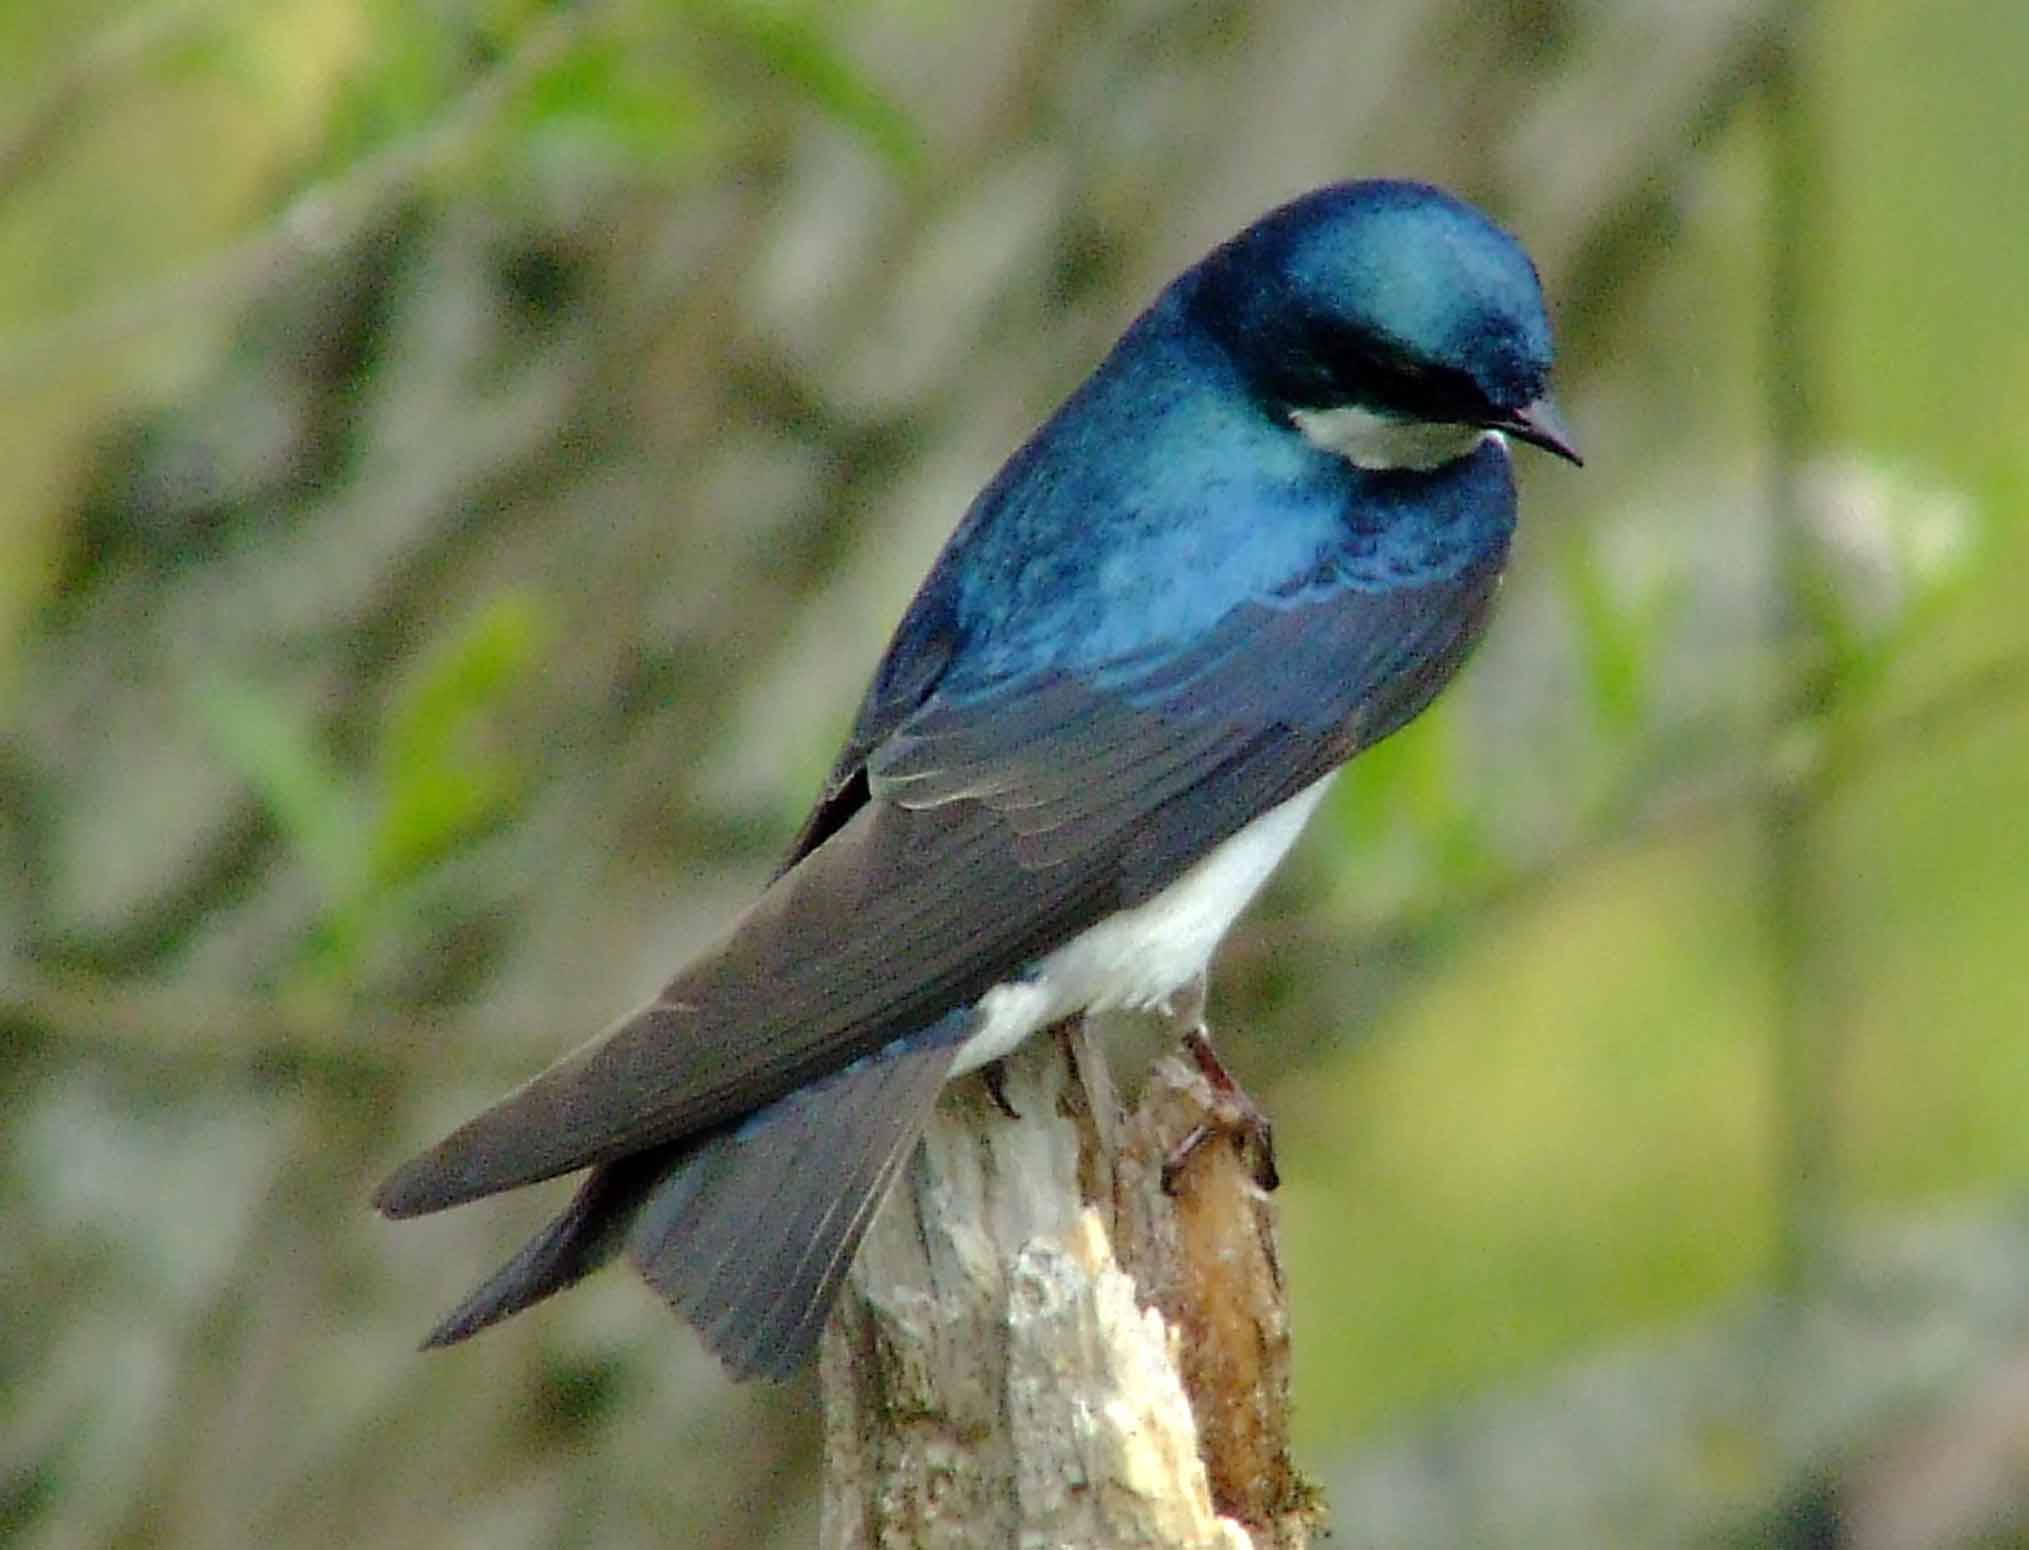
<box><xmin>1560</xmin><ymin>532</ymin><xmax>1666</xmax><ymax>739</ymax></box>
<box><xmin>1329</xmin><ymin>702</ymin><xmax>1494</xmax><ymax>905</ymax></box>
<box><xmin>369</xmin><ymin>590</ymin><xmax>551</xmax><ymax>889</ymax></box>
<box><xmin>191</xmin><ymin>671</ymin><xmax>369</xmax><ymax>905</ymax></box>
<box><xmin>519</xmin><ymin>41</ymin><xmax>721</xmax><ymax>166</ymax></box>
<box><xmin>698</xmin><ymin>0</ymin><xmax>924</xmax><ymax>170</ymax></box>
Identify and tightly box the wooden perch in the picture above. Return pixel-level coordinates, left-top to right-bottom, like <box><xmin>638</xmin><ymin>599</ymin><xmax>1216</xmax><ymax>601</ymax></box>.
<box><xmin>819</xmin><ymin>1016</ymin><xmax>1315</xmax><ymax>1550</ymax></box>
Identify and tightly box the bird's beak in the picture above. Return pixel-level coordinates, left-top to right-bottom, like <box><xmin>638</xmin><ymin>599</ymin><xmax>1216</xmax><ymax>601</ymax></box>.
<box><xmin>1494</xmin><ymin>396</ymin><xmax>1582</xmax><ymax>466</ymax></box>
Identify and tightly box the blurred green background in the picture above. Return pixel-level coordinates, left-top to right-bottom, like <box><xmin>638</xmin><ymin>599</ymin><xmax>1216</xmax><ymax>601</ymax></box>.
<box><xmin>5</xmin><ymin>1</ymin><xmax>2028</xmax><ymax>1545</ymax></box>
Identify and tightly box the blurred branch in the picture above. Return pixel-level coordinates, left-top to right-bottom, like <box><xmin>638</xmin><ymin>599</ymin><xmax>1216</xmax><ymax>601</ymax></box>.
<box><xmin>0</xmin><ymin>970</ymin><xmax>528</xmax><ymax>1085</ymax></box>
<box><xmin>1504</xmin><ymin>0</ymin><xmax>1780</xmax><ymax>278</ymax></box>
<box><xmin>1230</xmin><ymin>643</ymin><xmax>2029</xmax><ymax>970</ymax></box>
<box><xmin>1616</xmin><ymin>650</ymin><xmax>2029</xmax><ymax>870</ymax></box>
<box><xmin>0</xmin><ymin>0</ymin><xmax>606</xmax><ymax>389</ymax></box>
<box><xmin>0</xmin><ymin>0</ymin><xmax>217</xmax><ymax>212</ymax></box>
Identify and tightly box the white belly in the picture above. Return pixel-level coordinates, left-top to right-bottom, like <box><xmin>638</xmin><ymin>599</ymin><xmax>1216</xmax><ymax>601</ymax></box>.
<box><xmin>950</xmin><ymin>775</ymin><xmax>1335</xmax><ymax>1075</ymax></box>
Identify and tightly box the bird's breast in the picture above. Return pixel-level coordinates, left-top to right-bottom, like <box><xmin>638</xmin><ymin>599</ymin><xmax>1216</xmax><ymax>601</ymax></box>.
<box><xmin>950</xmin><ymin>774</ymin><xmax>1337</xmax><ymax>1076</ymax></box>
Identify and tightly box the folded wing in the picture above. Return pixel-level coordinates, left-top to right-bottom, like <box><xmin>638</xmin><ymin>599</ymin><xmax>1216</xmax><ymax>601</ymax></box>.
<box><xmin>374</xmin><ymin>556</ymin><xmax>1503</xmax><ymax>1221</ymax></box>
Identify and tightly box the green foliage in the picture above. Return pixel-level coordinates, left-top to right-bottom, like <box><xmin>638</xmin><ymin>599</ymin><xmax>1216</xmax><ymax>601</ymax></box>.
<box><xmin>314</xmin><ymin>0</ymin><xmax>481</xmax><ymax>176</ymax></box>
<box><xmin>192</xmin><ymin>670</ymin><xmax>371</xmax><ymax>908</ymax></box>
<box><xmin>304</xmin><ymin>0</ymin><xmax>923</xmax><ymax>189</ymax></box>
<box><xmin>516</xmin><ymin>32</ymin><xmax>721</xmax><ymax>163</ymax></box>
<box><xmin>1560</xmin><ymin>527</ymin><xmax>1671</xmax><ymax>740</ymax></box>
<box><xmin>371</xmin><ymin>589</ymin><xmax>550</xmax><ymax>890</ymax></box>
<box><xmin>1810</xmin><ymin>457</ymin><xmax>1983</xmax><ymax>712</ymax></box>
<box><xmin>689</xmin><ymin>0</ymin><xmax>925</xmax><ymax>169</ymax></box>
<box><xmin>1326</xmin><ymin>704</ymin><xmax>1496</xmax><ymax>915</ymax></box>
<box><xmin>1279</xmin><ymin>829</ymin><xmax>1780</xmax><ymax>1439</ymax></box>
<box><xmin>195</xmin><ymin>591</ymin><xmax>552</xmax><ymax>985</ymax></box>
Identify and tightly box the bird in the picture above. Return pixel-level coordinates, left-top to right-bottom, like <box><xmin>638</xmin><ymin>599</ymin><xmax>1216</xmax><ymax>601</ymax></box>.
<box><xmin>375</xmin><ymin>178</ymin><xmax>1581</xmax><ymax>1382</ymax></box>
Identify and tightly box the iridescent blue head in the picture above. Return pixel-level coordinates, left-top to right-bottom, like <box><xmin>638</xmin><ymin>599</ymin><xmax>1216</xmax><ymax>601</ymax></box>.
<box><xmin>1187</xmin><ymin>180</ymin><xmax>1580</xmax><ymax>467</ymax></box>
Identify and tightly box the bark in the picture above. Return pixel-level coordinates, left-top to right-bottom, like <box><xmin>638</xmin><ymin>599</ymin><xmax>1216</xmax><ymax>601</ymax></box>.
<box><xmin>819</xmin><ymin>1017</ymin><xmax>1314</xmax><ymax>1550</ymax></box>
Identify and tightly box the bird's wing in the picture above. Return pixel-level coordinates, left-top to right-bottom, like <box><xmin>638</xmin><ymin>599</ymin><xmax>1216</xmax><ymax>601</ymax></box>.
<box><xmin>867</xmin><ymin>566</ymin><xmax>1501</xmax><ymax>897</ymax></box>
<box><xmin>375</xmin><ymin>558</ymin><xmax>1502</xmax><ymax>1219</ymax></box>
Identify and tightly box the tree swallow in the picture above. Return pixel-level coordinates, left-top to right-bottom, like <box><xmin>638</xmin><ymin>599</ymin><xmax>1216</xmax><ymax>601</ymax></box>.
<box><xmin>375</xmin><ymin>179</ymin><xmax>1580</xmax><ymax>1381</ymax></box>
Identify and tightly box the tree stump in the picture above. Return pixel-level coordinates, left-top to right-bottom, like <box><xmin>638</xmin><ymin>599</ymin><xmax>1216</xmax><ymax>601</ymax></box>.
<box><xmin>819</xmin><ymin>1016</ymin><xmax>1315</xmax><ymax>1549</ymax></box>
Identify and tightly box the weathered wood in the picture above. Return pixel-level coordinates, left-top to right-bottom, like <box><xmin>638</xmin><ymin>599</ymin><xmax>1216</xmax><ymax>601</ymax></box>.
<box><xmin>819</xmin><ymin>1018</ymin><xmax>1313</xmax><ymax>1550</ymax></box>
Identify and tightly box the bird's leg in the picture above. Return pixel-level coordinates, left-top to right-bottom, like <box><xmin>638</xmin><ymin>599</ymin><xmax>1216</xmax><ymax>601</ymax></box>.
<box><xmin>980</xmin><ymin>1058</ymin><xmax>1022</xmax><ymax>1120</ymax></box>
<box><xmin>1159</xmin><ymin>977</ymin><xmax>1279</xmax><ymax>1194</ymax></box>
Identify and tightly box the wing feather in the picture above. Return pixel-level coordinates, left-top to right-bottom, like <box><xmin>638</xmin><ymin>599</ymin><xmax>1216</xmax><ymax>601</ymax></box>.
<box><xmin>375</xmin><ymin>555</ymin><xmax>1504</xmax><ymax>1220</ymax></box>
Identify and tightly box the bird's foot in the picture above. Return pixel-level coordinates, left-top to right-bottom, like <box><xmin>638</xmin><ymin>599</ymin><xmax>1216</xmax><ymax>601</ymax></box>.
<box><xmin>1161</xmin><ymin>1024</ymin><xmax>1279</xmax><ymax>1194</ymax></box>
<box><xmin>980</xmin><ymin>1058</ymin><xmax>1022</xmax><ymax>1120</ymax></box>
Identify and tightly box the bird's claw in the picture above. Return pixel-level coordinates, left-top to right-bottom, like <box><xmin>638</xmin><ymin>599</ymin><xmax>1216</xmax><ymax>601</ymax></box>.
<box><xmin>1160</xmin><ymin>1024</ymin><xmax>1279</xmax><ymax>1193</ymax></box>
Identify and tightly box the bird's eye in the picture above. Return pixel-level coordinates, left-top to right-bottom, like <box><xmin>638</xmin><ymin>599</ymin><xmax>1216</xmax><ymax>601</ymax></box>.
<box><xmin>1330</xmin><ymin>337</ymin><xmax>1485</xmax><ymax>424</ymax></box>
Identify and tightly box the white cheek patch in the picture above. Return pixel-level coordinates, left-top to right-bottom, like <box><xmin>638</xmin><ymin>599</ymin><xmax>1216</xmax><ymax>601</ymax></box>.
<box><xmin>1290</xmin><ymin>404</ymin><xmax>1491</xmax><ymax>472</ymax></box>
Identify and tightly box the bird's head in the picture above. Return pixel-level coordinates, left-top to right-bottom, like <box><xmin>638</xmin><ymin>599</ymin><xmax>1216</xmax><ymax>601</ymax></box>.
<box><xmin>1187</xmin><ymin>180</ymin><xmax>1580</xmax><ymax>471</ymax></box>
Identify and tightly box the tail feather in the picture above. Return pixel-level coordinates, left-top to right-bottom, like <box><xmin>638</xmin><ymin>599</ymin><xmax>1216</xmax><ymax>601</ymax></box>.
<box><xmin>419</xmin><ymin>1155</ymin><xmax>662</xmax><ymax>1348</ymax></box>
<box><xmin>415</xmin><ymin>1018</ymin><xmax>963</xmax><ymax>1379</ymax></box>
<box><xmin>629</xmin><ymin>1020</ymin><xmax>962</xmax><ymax>1380</ymax></box>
